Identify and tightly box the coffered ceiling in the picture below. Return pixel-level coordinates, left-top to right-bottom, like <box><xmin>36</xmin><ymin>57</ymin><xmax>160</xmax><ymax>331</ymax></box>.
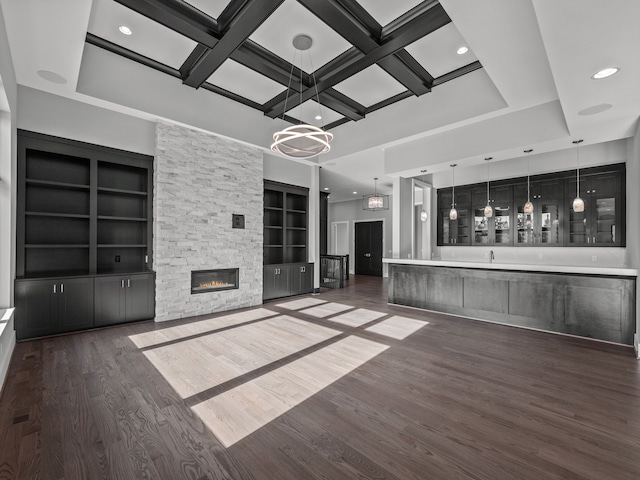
<box><xmin>1</xmin><ymin>0</ymin><xmax>639</xmax><ymax>202</ymax></box>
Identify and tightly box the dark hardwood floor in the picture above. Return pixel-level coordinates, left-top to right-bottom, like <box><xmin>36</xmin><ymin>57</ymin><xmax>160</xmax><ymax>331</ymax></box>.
<box><xmin>1</xmin><ymin>275</ymin><xmax>639</xmax><ymax>480</ymax></box>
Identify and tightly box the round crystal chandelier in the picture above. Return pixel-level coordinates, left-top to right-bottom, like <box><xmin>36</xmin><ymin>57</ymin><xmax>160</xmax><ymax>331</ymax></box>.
<box><xmin>271</xmin><ymin>35</ymin><xmax>333</xmax><ymax>160</ymax></box>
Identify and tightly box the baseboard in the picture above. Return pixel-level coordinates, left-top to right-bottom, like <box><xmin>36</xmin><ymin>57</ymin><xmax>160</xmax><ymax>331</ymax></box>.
<box><xmin>0</xmin><ymin>308</ymin><xmax>16</xmax><ymax>398</ymax></box>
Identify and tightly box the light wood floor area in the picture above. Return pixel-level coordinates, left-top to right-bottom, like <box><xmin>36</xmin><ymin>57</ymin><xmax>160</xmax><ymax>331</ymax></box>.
<box><xmin>1</xmin><ymin>275</ymin><xmax>639</xmax><ymax>479</ymax></box>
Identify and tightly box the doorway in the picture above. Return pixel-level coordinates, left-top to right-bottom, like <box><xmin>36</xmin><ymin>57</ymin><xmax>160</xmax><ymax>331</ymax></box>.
<box><xmin>331</xmin><ymin>221</ymin><xmax>349</xmax><ymax>255</ymax></box>
<box><xmin>355</xmin><ymin>221</ymin><xmax>383</xmax><ymax>276</ymax></box>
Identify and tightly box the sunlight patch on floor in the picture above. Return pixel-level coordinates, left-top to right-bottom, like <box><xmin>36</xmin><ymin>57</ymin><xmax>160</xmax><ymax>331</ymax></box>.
<box><xmin>275</xmin><ymin>297</ymin><xmax>327</xmax><ymax>310</ymax></box>
<box><xmin>365</xmin><ymin>316</ymin><xmax>429</xmax><ymax>340</ymax></box>
<box><xmin>141</xmin><ymin>316</ymin><xmax>341</xmax><ymax>397</ymax></box>
<box><xmin>327</xmin><ymin>308</ymin><xmax>387</xmax><ymax>327</ymax></box>
<box><xmin>192</xmin><ymin>335</ymin><xmax>389</xmax><ymax>447</ymax></box>
<box><xmin>128</xmin><ymin>308</ymin><xmax>279</xmax><ymax>348</ymax></box>
<box><xmin>300</xmin><ymin>302</ymin><xmax>354</xmax><ymax>318</ymax></box>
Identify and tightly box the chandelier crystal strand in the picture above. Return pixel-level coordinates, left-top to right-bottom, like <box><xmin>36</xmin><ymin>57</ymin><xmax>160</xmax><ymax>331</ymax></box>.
<box><xmin>573</xmin><ymin>140</ymin><xmax>585</xmax><ymax>212</ymax></box>
<box><xmin>271</xmin><ymin>35</ymin><xmax>333</xmax><ymax>159</ymax></box>
<box><xmin>484</xmin><ymin>157</ymin><xmax>493</xmax><ymax>217</ymax></box>
<box><xmin>523</xmin><ymin>149</ymin><xmax>534</xmax><ymax>215</ymax></box>
<box><xmin>449</xmin><ymin>164</ymin><xmax>458</xmax><ymax>220</ymax></box>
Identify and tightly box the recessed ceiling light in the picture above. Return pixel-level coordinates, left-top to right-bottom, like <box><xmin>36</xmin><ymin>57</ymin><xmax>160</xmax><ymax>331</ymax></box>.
<box><xmin>352</xmin><ymin>191</ymin><xmax>358</xmax><ymax>195</ymax></box>
<box><xmin>119</xmin><ymin>25</ymin><xmax>133</xmax><ymax>35</ymax></box>
<box><xmin>591</xmin><ymin>67</ymin><xmax>619</xmax><ymax>79</ymax></box>
<box><xmin>315</xmin><ymin>115</ymin><xmax>322</xmax><ymax>120</ymax></box>
<box><xmin>456</xmin><ymin>46</ymin><xmax>469</xmax><ymax>55</ymax></box>
<box><xmin>324</xmin><ymin>187</ymin><xmax>329</xmax><ymax>190</ymax></box>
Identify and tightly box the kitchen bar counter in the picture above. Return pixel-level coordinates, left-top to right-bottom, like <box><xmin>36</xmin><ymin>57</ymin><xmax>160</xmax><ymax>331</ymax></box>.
<box><xmin>384</xmin><ymin>259</ymin><xmax>636</xmax><ymax>345</ymax></box>
<box><xmin>383</xmin><ymin>258</ymin><xmax>638</xmax><ymax>277</ymax></box>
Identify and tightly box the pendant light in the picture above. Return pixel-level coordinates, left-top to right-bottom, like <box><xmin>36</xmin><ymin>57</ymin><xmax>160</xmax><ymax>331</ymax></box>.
<box><xmin>572</xmin><ymin>139</ymin><xmax>585</xmax><ymax>212</ymax></box>
<box><xmin>523</xmin><ymin>149</ymin><xmax>534</xmax><ymax>214</ymax></box>
<box><xmin>484</xmin><ymin>157</ymin><xmax>493</xmax><ymax>217</ymax></box>
<box><xmin>271</xmin><ymin>35</ymin><xmax>333</xmax><ymax>159</ymax></box>
<box><xmin>363</xmin><ymin>177</ymin><xmax>389</xmax><ymax>211</ymax></box>
<box><xmin>420</xmin><ymin>169</ymin><xmax>428</xmax><ymax>221</ymax></box>
<box><xmin>449</xmin><ymin>164</ymin><xmax>458</xmax><ymax>220</ymax></box>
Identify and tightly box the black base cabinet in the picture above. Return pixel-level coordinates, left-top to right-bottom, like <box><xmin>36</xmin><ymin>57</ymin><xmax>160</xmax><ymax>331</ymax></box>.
<box><xmin>263</xmin><ymin>263</ymin><xmax>314</xmax><ymax>301</ymax></box>
<box><xmin>95</xmin><ymin>273</ymin><xmax>155</xmax><ymax>326</ymax></box>
<box><xmin>15</xmin><ymin>272</ymin><xmax>155</xmax><ymax>340</ymax></box>
<box><xmin>15</xmin><ymin>277</ymin><xmax>95</xmax><ymax>340</ymax></box>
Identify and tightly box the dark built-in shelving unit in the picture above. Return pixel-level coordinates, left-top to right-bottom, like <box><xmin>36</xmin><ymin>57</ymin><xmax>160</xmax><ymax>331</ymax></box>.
<box><xmin>15</xmin><ymin>130</ymin><xmax>155</xmax><ymax>339</ymax></box>
<box><xmin>263</xmin><ymin>180</ymin><xmax>313</xmax><ymax>300</ymax></box>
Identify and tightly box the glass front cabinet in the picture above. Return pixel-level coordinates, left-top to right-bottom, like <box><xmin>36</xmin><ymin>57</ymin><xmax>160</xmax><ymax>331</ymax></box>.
<box><xmin>514</xmin><ymin>179</ymin><xmax>563</xmax><ymax>247</ymax></box>
<box><xmin>471</xmin><ymin>185</ymin><xmax>513</xmax><ymax>245</ymax></box>
<box><xmin>565</xmin><ymin>170</ymin><xmax>623</xmax><ymax>246</ymax></box>
<box><xmin>438</xmin><ymin>187</ymin><xmax>471</xmax><ymax>245</ymax></box>
<box><xmin>436</xmin><ymin>163</ymin><xmax>624</xmax><ymax>248</ymax></box>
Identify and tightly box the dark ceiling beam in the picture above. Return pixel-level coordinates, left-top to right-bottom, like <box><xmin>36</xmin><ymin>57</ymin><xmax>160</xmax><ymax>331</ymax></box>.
<box><xmin>86</xmin><ymin>33</ymin><xmax>181</xmax><ymax>78</ymax></box>
<box><xmin>268</xmin><ymin>1</ymin><xmax>450</xmax><ymax>119</ymax></box>
<box><xmin>114</xmin><ymin>0</ymin><xmax>219</xmax><ymax>48</ymax></box>
<box><xmin>298</xmin><ymin>0</ymin><xmax>432</xmax><ymax>97</ymax></box>
<box><xmin>433</xmin><ymin>61</ymin><xmax>483</xmax><ymax>86</ymax></box>
<box><xmin>182</xmin><ymin>0</ymin><xmax>285</xmax><ymax>88</ymax></box>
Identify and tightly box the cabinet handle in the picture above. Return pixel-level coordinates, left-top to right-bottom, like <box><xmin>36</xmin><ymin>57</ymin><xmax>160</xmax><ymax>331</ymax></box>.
<box><xmin>127</xmin><ymin>279</ymin><xmax>131</xmax><ymax>288</ymax></box>
<box><xmin>53</xmin><ymin>284</ymin><xmax>56</xmax><ymax>294</ymax></box>
<box><xmin>593</xmin><ymin>236</ymin><xmax>596</xmax><ymax>244</ymax></box>
<box><xmin>592</xmin><ymin>189</ymin><xmax>596</xmax><ymax>193</ymax></box>
<box><xmin>587</xmin><ymin>237</ymin><xmax>590</xmax><ymax>244</ymax></box>
<box><xmin>301</xmin><ymin>266</ymin><xmax>305</xmax><ymax>273</ymax></box>
<box><xmin>121</xmin><ymin>279</ymin><xmax>125</xmax><ymax>288</ymax></box>
<box><xmin>60</xmin><ymin>283</ymin><xmax>64</xmax><ymax>294</ymax></box>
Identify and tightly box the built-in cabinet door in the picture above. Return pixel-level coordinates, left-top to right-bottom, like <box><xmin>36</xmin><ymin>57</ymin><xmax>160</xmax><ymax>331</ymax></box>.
<box><xmin>58</xmin><ymin>277</ymin><xmax>95</xmax><ymax>332</ymax></box>
<box><xmin>125</xmin><ymin>273</ymin><xmax>155</xmax><ymax>321</ymax></box>
<box><xmin>15</xmin><ymin>280</ymin><xmax>59</xmax><ymax>340</ymax></box>
<box><xmin>95</xmin><ymin>276</ymin><xmax>127</xmax><ymax>326</ymax></box>
<box><xmin>290</xmin><ymin>263</ymin><xmax>314</xmax><ymax>295</ymax></box>
<box><xmin>514</xmin><ymin>180</ymin><xmax>563</xmax><ymax>246</ymax></box>
<box><xmin>263</xmin><ymin>265</ymin><xmax>289</xmax><ymax>300</ymax></box>
<box><xmin>15</xmin><ymin>277</ymin><xmax>94</xmax><ymax>340</ymax></box>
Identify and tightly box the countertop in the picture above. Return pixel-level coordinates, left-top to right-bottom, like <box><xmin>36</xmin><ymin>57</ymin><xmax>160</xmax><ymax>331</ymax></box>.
<box><xmin>382</xmin><ymin>258</ymin><xmax>638</xmax><ymax>277</ymax></box>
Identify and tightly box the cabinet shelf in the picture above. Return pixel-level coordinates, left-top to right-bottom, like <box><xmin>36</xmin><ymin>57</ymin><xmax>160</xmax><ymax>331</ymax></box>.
<box><xmin>287</xmin><ymin>209</ymin><xmax>306</xmax><ymax>214</ymax></box>
<box><xmin>25</xmin><ymin>244</ymin><xmax>90</xmax><ymax>248</ymax></box>
<box><xmin>26</xmin><ymin>179</ymin><xmax>90</xmax><ymax>191</ymax></box>
<box><xmin>265</xmin><ymin>244</ymin><xmax>284</xmax><ymax>248</ymax></box>
<box><xmin>98</xmin><ymin>244</ymin><xmax>147</xmax><ymax>248</ymax></box>
<box><xmin>264</xmin><ymin>206</ymin><xmax>283</xmax><ymax>212</ymax></box>
<box><xmin>264</xmin><ymin>226</ymin><xmax>283</xmax><ymax>230</ymax></box>
<box><xmin>98</xmin><ymin>216</ymin><xmax>147</xmax><ymax>222</ymax></box>
<box><xmin>98</xmin><ymin>186</ymin><xmax>147</xmax><ymax>196</ymax></box>
<box><xmin>264</xmin><ymin>181</ymin><xmax>308</xmax><ymax>266</ymax></box>
<box><xmin>286</xmin><ymin>226</ymin><xmax>307</xmax><ymax>231</ymax></box>
<box><xmin>26</xmin><ymin>211</ymin><xmax>90</xmax><ymax>219</ymax></box>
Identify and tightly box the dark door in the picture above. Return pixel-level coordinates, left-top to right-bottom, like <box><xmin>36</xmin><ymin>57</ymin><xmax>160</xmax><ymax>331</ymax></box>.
<box><xmin>355</xmin><ymin>221</ymin><xmax>383</xmax><ymax>276</ymax></box>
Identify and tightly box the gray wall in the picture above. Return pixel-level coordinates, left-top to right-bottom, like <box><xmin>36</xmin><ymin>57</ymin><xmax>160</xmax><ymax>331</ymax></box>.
<box><xmin>328</xmin><ymin>197</ymin><xmax>393</xmax><ymax>276</ymax></box>
<box><xmin>627</xmin><ymin>128</ymin><xmax>640</xmax><ymax>357</ymax></box>
<box><xmin>154</xmin><ymin>121</ymin><xmax>263</xmax><ymax>321</ymax></box>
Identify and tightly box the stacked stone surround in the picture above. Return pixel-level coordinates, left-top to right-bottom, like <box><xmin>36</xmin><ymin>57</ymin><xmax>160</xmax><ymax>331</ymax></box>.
<box><xmin>154</xmin><ymin>121</ymin><xmax>263</xmax><ymax>322</ymax></box>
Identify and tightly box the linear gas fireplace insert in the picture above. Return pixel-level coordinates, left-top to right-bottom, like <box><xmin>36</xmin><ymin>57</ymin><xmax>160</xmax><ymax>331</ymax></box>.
<box><xmin>191</xmin><ymin>268</ymin><xmax>239</xmax><ymax>294</ymax></box>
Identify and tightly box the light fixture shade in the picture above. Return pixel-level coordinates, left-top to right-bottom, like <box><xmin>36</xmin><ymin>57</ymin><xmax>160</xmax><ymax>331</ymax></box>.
<box><xmin>573</xmin><ymin>196</ymin><xmax>585</xmax><ymax>212</ymax></box>
<box><xmin>523</xmin><ymin>201</ymin><xmax>534</xmax><ymax>214</ymax></box>
<box><xmin>420</xmin><ymin>210</ymin><xmax>428</xmax><ymax>222</ymax></box>
<box><xmin>449</xmin><ymin>207</ymin><xmax>458</xmax><ymax>220</ymax></box>
<box><xmin>363</xmin><ymin>193</ymin><xmax>389</xmax><ymax>211</ymax></box>
<box><xmin>271</xmin><ymin>125</ymin><xmax>333</xmax><ymax>159</ymax></box>
<box><xmin>484</xmin><ymin>205</ymin><xmax>493</xmax><ymax>217</ymax></box>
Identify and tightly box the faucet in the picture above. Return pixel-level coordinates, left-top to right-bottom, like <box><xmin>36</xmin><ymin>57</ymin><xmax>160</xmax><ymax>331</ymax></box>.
<box><xmin>489</xmin><ymin>250</ymin><xmax>495</xmax><ymax>263</ymax></box>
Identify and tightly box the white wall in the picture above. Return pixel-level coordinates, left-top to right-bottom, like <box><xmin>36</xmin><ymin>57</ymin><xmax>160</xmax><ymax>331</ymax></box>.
<box><xmin>17</xmin><ymin>86</ymin><xmax>155</xmax><ymax>155</ymax></box>
<box><xmin>0</xmin><ymin>0</ymin><xmax>18</xmax><ymax>395</ymax></box>
<box><xmin>626</xmin><ymin>127</ymin><xmax>640</xmax><ymax>357</ymax></box>
<box><xmin>328</xmin><ymin>197</ymin><xmax>393</xmax><ymax>276</ymax></box>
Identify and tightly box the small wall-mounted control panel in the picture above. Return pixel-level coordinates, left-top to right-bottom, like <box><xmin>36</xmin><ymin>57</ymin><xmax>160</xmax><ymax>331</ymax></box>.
<box><xmin>232</xmin><ymin>214</ymin><xmax>245</xmax><ymax>229</ymax></box>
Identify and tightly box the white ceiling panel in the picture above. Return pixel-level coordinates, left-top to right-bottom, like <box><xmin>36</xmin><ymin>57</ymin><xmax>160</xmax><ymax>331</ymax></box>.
<box><xmin>358</xmin><ymin>0</ymin><xmax>425</xmax><ymax>26</ymax></box>
<box><xmin>207</xmin><ymin>60</ymin><xmax>285</xmax><ymax>104</ymax></box>
<box><xmin>333</xmin><ymin>65</ymin><xmax>407</xmax><ymax>107</ymax></box>
<box><xmin>284</xmin><ymin>99</ymin><xmax>343</xmax><ymax>126</ymax></box>
<box><xmin>184</xmin><ymin>0</ymin><xmax>229</xmax><ymax>19</ymax></box>
<box><xmin>88</xmin><ymin>0</ymin><xmax>197</xmax><ymax>69</ymax></box>
<box><xmin>250</xmin><ymin>0</ymin><xmax>351</xmax><ymax>70</ymax></box>
<box><xmin>405</xmin><ymin>23</ymin><xmax>478</xmax><ymax>78</ymax></box>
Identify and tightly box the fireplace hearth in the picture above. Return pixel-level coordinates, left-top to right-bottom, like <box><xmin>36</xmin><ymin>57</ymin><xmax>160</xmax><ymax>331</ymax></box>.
<box><xmin>191</xmin><ymin>268</ymin><xmax>239</xmax><ymax>294</ymax></box>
